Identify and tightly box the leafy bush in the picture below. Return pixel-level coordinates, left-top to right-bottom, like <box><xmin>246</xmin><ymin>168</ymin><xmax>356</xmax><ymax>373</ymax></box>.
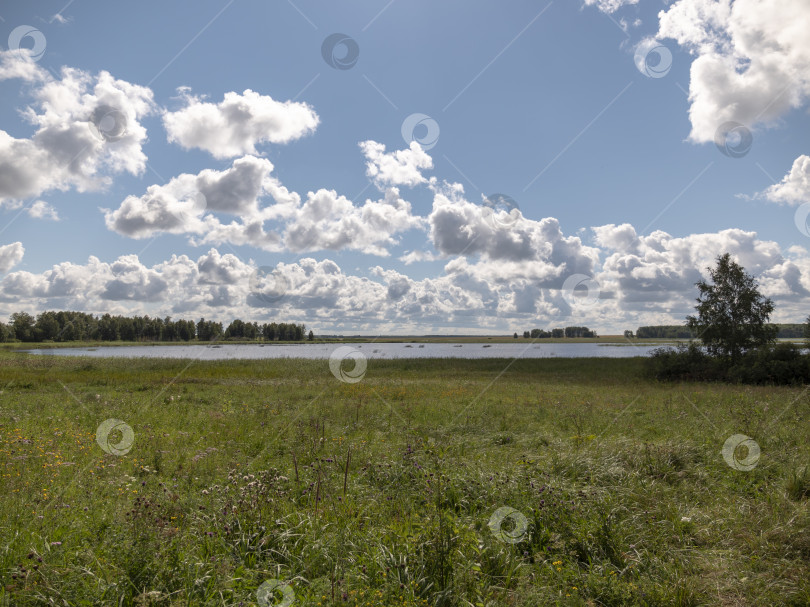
<box><xmin>647</xmin><ymin>342</ymin><xmax>810</xmax><ymax>385</ymax></box>
<box><xmin>646</xmin><ymin>343</ymin><xmax>720</xmax><ymax>382</ymax></box>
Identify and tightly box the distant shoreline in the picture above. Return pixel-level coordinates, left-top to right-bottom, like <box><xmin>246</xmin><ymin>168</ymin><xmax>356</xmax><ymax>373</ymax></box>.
<box><xmin>4</xmin><ymin>336</ymin><xmax>687</xmax><ymax>350</ymax></box>
<box><xmin>5</xmin><ymin>336</ymin><xmax>805</xmax><ymax>351</ymax></box>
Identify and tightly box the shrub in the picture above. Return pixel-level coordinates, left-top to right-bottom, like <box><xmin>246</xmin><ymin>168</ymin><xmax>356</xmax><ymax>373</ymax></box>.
<box><xmin>646</xmin><ymin>343</ymin><xmax>719</xmax><ymax>382</ymax></box>
<box><xmin>647</xmin><ymin>342</ymin><xmax>810</xmax><ymax>385</ymax></box>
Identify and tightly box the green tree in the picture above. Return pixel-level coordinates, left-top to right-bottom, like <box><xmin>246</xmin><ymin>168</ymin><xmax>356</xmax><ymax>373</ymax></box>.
<box><xmin>34</xmin><ymin>311</ymin><xmax>60</xmax><ymax>341</ymax></box>
<box><xmin>197</xmin><ymin>318</ymin><xmax>215</xmax><ymax>341</ymax></box>
<box><xmin>97</xmin><ymin>314</ymin><xmax>119</xmax><ymax>341</ymax></box>
<box><xmin>686</xmin><ymin>253</ymin><xmax>777</xmax><ymax>361</ymax></box>
<box><xmin>308</xmin><ymin>330</ymin><xmax>314</xmax><ymax>341</ymax></box>
<box><xmin>263</xmin><ymin>322</ymin><xmax>277</xmax><ymax>341</ymax></box>
<box><xmin>10</xmin><ymin>312</ymin><xmax>35</xmax><ymax>342</ymax></box>
<box><xmin>117</xmin><ymin>317</ymin><xmax>136</xmax><ymax>341</ymax></box>
<box><xmin>225</xmin><ymin>319</ymin><xmax>245</xmax><ymax>339</ymax></box>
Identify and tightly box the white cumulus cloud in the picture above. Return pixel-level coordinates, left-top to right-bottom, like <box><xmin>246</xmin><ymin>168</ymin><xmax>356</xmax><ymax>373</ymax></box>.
<box><xmin>0</xmin><ymin>51</ymin><xmax>155</xmax><ymax>206</ymax></box>
<box><xmin>283</xmin><ymin>187</ymin><xmax>423</xmax><ymax>256</ymax></box>
<box><xmin>594</xmin><ymin>223</ymin><xmax>805</xmax><ymax>313</ymax></box>
<box><xmin>163</xmin><ymin>88</ymin><xmax>319</xmax><ymax>158</ymax></box>
<box><xmin>28</xmin><ymin>200</ymin><xmax>60</xmax><ymax>220</ymax></box>
<box><xmin>583</xmin><ymin>0</ymin><xmax>639</xmax><ymax>14</ymax></box>
<box><xmin>758</xmin><ymin>155</ymin><xmax>810</xmax><ymax>205</ymax></box>
<box><xmin>0</xmin><ymin>242</ymin><xmax>24</xmax><ymax>273</ymax></box>
<box><xmin>657</xmin><ymin>0</ymin><xmax>810</xmax><ymax>143</ymax></box>
<box><xmin>106</xmin><ymin>149</ymin><xmax>424</xmax><ymax>256</ymax></box>
<box><xmin>103</xmin><ymin>155</ymin><xmax>292</xmax><ymax>245</ymax></box>
<box><xmin>3</xmin><ymin>222</ymin><xmax>810</xmax><ymax>332</ymax></box>
<box><xmin>584</xmin><ymin>0</ymin><xmax>810</xmax><ymax>145</ymax></box>
<box><xmin>428</xmin><ymin>186</ymin><xmax>598</xmax><ymax>277</ymax></box>
<box><xmin>360</xmin><ymin>140</ymin><xmax>433</xmax><ymax>188</ymax></box>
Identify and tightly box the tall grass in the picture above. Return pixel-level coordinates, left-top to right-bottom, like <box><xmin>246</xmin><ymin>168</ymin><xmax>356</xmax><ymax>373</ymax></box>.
<box><xmin>0</xmin><ymin>351</ymin><xmax>808</xmax><ymax>605</ymax></box>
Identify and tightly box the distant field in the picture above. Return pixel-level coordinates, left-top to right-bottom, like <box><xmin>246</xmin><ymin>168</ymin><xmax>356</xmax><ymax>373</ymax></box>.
<box><xmin>1</xmin><ymin>351</ymin><xmax>808</xmax><ymax>605</ymax></box>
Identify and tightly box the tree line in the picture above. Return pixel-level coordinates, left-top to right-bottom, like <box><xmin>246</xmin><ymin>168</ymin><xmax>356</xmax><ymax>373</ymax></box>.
<box><xmin>521</xmin><ymin>326</ymin><xmax>597</xmax><ymax>338</ymax></box>
<box><xmin>0</xmin><ymin>311</ymin><xmax>310</xmax><ymax>343</ymax></box>
<box><xmin>628</xmin><ymin>323</ymin><xmax>806</xmax><ymax>339</ymax></box>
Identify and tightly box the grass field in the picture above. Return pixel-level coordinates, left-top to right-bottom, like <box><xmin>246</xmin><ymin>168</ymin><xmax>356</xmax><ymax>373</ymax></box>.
<box><xmin>1</xmin><ymin>350</ymin><xmax>809</xmax><ymax>606</ymax></box>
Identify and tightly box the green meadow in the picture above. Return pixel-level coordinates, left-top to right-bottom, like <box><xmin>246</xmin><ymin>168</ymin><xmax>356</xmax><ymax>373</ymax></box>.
<box><xmin>1</xmin><ymin>350</ymin><xmax>809</xmax><ymax>606</ymax></box>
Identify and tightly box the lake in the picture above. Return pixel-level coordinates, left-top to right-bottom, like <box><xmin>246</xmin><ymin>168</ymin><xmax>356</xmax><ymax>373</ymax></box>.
<box><xmin>22</xmin><ymin>342</ymin><xmax>666</xmax><ymax>360</ymax></box>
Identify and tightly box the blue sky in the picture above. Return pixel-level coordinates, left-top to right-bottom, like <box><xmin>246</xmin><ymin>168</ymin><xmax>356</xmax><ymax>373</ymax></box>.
<box><xmin>1</xmin><ymin>0</ymin><xmax>809</xmax><ymax>334</ymax></box>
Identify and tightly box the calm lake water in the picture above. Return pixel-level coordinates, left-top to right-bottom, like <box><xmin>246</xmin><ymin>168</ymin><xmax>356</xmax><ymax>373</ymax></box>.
<box><xmin>23</xmin><ymin>342</ymin><xmax>665</xmax><ymax>360</ymax></box>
